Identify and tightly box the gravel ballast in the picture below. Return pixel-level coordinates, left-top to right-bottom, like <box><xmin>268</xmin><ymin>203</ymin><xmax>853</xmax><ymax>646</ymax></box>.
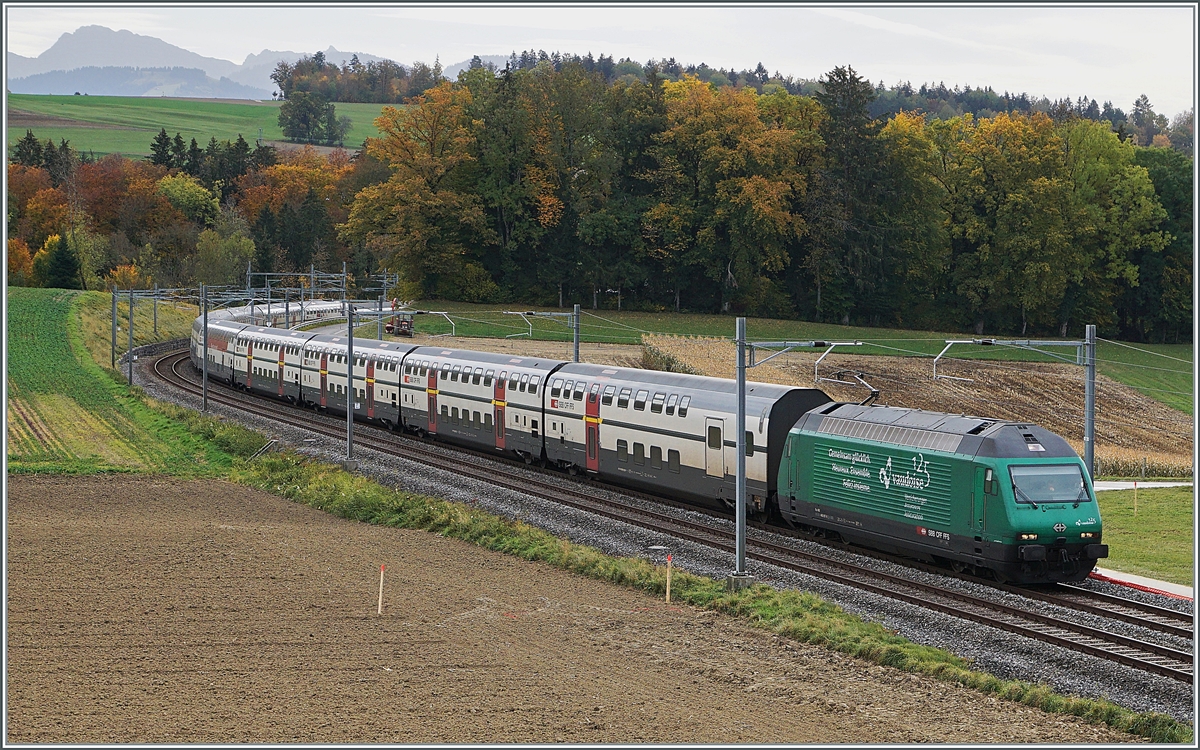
<box><xmin>138</xmin><ymin>353</ymin><xmax>1195</xmax><ymax>724</ymax></box>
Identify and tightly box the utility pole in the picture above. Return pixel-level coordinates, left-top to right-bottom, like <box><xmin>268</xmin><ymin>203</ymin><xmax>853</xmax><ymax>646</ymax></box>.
<box><xmin>202</xmin><ymin>284</ymin><xmax>209</xmax><ymax>413</ymax></box>
<box><xmin>378</xmin><ymin>295</ymin><xmax>384</xmax><ymax>340</ymax></box>
<box><xmin>110</xmin><ymin>289</ymin><xmax>117</xmax><ymax>368</ymax></box>
<box><xmin>153</xmin><ymin>283</ymin><xmax>158</xmax><ymax>337</ymax></box>
<box><xmin>1084</xmin><ymin>324</ymin><xmax>1096</xmax><ymax>479</ymax></box>
<box><xmin>734</xmin><ymin>317</ymin><xmax>748</xmax><ymax>584</ymax></box>
<box><xmin>573</xmin><ymin>303</ymin><xmax>581</xmax><ymax>363</ymax></box>
<box><xmin>127</xmin><ymin>288</ymin><xmax>134</xmax><ymax>385</ymax></box>
<box><xmin>345</xmin><ymin>300</ymin><xmax>356</xmax><ymax>469</ymax></box>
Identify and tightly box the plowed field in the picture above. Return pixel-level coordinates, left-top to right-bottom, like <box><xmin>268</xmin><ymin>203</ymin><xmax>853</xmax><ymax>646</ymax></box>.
<box><xmin>5</xmin><ymin>475</ymin><xmax>1137</xmax><ymax>743</ymax></box>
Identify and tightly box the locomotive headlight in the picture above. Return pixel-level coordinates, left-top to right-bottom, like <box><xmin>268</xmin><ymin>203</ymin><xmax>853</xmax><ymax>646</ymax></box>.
<box><xmin>1018</xmin><ymin>532</ymin><xmax>1038</xmax><ymax>541</ymax></box>
<box><xmin>1079</xmin><ymin>532</ymin><xmax>1096</xmax><ymax>539</ymax></box>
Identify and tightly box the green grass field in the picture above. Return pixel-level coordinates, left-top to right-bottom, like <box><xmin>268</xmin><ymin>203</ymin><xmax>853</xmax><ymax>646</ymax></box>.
<box><xmin>1096</xmin><ymin>486</ymin><xmax>1194</xmax><ymax>586</ymax></box>
<box><xmin>5</xmin><ymin>287</ymin><xmax>240</xmax><ymax>474</ymax></box>
<box><xmin>8</xmin><ymin>94</ymin><xmax>391</xmax><ymax>156</ymax></box>
<box><xmin>402</xmin><ymin>301</ymin><xmax>1194</xmax><ymax>415</ymax></box>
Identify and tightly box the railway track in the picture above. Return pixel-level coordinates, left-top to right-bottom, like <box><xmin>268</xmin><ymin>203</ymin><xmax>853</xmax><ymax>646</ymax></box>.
<box><xmin>152</xmin><ymin>349</ymin><xmax>1195</xmax><ymax>683</ymax></box>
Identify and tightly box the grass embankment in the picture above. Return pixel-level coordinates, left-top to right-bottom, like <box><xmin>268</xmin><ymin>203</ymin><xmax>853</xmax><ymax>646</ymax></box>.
<box><xmin>7</xmin><ymin>286</ymin><xmax>1192</xmax><ymax>742</ymax></box>
<box><xmin>404</xmin><ymin>301</ymin><xmax>1193</xmax><ymax>416</ymax></box>
<box><xmin>1097</xmin><ymin>487</ymin><xmax>1194</xmax><ymax>586</ymax></box>
<box><xmin>6</xmin><ymin>287</ymin><xmax>235</xmax><ymax>474</ymax></box>
<box><xmin>8</xmin><ymin>94</ymin><xmax>389</xmax><ymax>157</ymax></box>
<box><xmin>226</xmin><ymin>448</ymin><xmax>1191</xmax><ymax>744</ymax></box>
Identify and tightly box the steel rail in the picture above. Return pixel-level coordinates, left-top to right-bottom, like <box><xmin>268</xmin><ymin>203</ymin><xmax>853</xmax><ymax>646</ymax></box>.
<box><xmin>151</xmin><ymin>349</ymin><xmax>1194</xmax><ymax>683</ymax></box>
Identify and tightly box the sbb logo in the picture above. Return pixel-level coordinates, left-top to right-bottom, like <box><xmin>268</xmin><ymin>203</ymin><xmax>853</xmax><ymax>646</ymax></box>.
<box><xmin>917</xmin><ymin>526</ymin><xmax>927</xmax><ymax>536</ymax></box>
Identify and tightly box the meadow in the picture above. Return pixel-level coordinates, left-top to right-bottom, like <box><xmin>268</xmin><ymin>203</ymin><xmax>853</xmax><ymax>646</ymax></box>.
<box><xmin>5</xmin><ymin>287</ymin><xmax>232</xmax><ymax>474</ymax></box>
<box><xmin>1095</xmin><ymin>486</ymin><xmax>1194</xmax><ymax>586</ymax></box>
<box><xmin>8</xmin><ymin>94</ymin><xmax>391</xmax><ymax>156</ymax></box>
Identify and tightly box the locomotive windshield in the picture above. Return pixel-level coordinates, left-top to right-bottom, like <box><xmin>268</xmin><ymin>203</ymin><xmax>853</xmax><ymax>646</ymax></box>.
<box><xmin>1009</xmin><ymin>464</ymin><xmax>1091</xmax><ymax>506</ymax></box>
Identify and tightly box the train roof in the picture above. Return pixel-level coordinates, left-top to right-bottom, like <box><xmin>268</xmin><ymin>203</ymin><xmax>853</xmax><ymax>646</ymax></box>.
<box><xmin>797</xmin><ymin>403</ymin><xmax>1078</xmax><ymax>459</ymax></box>
<box><xmin>407</xmin><ymin>346</ymin><xmax>567</xmax><ymax>372</ymax></box>
<box><xmin>558</xmin><ymin>362</ymin><xmax>818</xmax><ymax>401</ymax></box>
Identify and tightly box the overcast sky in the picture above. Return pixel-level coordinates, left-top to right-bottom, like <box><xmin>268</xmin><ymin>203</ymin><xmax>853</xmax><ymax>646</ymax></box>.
<box><xmin>5</xmin><ymin>3</ymin><xmax>1196</xmax><ymax>116</ymax></box>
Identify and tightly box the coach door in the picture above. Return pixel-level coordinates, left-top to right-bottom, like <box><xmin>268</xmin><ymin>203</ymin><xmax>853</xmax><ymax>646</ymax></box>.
<box><xmin>319</xmin><ymin>354</ymin><xmax>328</xmax><ymax>408</ymax></box>
<box><xmin>427</xmin><ymin>363</ymin><xmax>438</xmax><ymax>434</ymax></box>
<box><xmin>585</xmin><ymin>383</ymin><xmax>600</xmax><ymax>472</ymax></box>
<box><xmin>277</xmin><ymin>346</ymin><xmax>285</xmax><ymax>397</ymax></box>
<box><xmin>494</xmin><ymin>370</ymin><xmax>506</xmax><ymax>450</ymax></box>
<box><xmin>366</xmin><ymin>360</ymin><xmax>375</xmax><ymax>419</ymax></box>
<box><xmin>246</xmin><ymin>340</ymin><xmax>254</xmax><ymax>389</ymax></box>
<box><xmin>705</xmin><ymin>417</ymin><xmax>725</xmax><ymax>478</ymax></box>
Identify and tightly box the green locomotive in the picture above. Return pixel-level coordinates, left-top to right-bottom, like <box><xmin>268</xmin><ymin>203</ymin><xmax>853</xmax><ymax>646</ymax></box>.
<box><xmin>778</xmin><ymin>403</ymin><xmax>1108</xmax><ymax>584</ymax></box>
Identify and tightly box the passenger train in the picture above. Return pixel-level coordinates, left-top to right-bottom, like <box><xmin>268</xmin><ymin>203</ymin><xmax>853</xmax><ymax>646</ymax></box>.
<box><xmin>191</xmin><ymin>300</ymin><xmax>1107</xmax><ymax>584</ymax></box>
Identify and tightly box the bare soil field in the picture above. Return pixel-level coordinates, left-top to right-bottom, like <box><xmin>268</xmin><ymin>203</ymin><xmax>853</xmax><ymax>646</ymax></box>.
<box><xmin>6</xmin><ymin>475</ymin><xmax>1137</xmax><ymax>743</ymax></box>
<box><xmin>7</xmin><ymin>108</ymin><xmax>142</xmax><ymax>130</ymax></box>
<box><xmin>645</xmin><ymin>335</ymin><xmax>1192</xmax><ymax>467</ymax></box>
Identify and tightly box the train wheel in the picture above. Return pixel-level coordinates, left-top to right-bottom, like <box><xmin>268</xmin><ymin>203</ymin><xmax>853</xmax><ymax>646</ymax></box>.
<box><xmin>950</xmin><ymin>561</ymin><xmax>968</xmax><ymax>574</ymax></box>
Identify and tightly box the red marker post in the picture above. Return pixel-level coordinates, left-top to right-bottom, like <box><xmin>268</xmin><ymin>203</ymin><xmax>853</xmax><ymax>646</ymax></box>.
<box><xmin>666</xmin><ymin>554</ymin><xmax>672</xmax><ymax>603</ymax></box>
<box><xmin>378</xmin><ymin>564</ymin><xmax>385</xmax><ymax>615</ymax></box>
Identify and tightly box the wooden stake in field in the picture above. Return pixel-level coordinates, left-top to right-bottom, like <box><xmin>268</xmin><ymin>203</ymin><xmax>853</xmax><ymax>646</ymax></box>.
<box><xmin>378</xmin><ymin>564</ymin><xmax>385</xmax><ymax>615</ymax></box>
<box><xmin>1134</xmin><ymin>481</ymin><xmax>1138</xmax><ymax>517</ymax></box>
<box><xmin>666</xmin><ymin>554</ymin><xmax>672</xmax><ymax>603</ymax></box>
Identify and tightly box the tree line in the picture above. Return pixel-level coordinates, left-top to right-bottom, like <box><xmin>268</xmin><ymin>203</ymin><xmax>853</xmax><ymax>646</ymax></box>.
<box><xmin>340</xmin><ymin>63</ymin><xmax>1190</xmax><ymax>343</ymax></box>
<box><xmin>7</xmin><ymin>63</ymin><xmax>1192</xmax><ymax>343</ymax></box>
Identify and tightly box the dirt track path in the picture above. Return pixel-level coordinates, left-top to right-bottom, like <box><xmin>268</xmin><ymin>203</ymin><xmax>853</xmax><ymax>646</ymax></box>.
<box><xmin>6</xmin><ymin>475</ymin><xmax>1138</xmax><ymax>743</ymax></box>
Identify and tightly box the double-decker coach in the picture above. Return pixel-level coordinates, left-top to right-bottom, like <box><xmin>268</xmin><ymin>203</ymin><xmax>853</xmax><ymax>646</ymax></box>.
<box><xmin>398</xmin><ymin>347</ymin><xmax>562</xmax><ymax>462</ymax></box>
<box><xmin>545</xmin><ymin>364</ymin><xmax>830</xmax><ymax>513</ymax></box>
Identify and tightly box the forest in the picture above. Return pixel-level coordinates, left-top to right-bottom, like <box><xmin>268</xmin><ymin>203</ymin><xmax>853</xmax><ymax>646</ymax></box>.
<box><xmin>7</xmin><ymin>61</ymin><xmax>1193</xmax><ymax>343</ymax></box>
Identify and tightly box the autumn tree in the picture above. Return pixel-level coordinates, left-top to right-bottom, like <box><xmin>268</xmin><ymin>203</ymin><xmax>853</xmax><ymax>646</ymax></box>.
<box><xmin>341</xmin><ymin>82</ymin><xmax>493</xmax><ymax>299</ymax></box>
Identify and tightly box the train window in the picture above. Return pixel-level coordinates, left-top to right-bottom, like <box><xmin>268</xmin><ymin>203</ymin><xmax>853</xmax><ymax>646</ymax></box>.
<box><xmin>451</xmin><ymin>407</ymin><xmax>459</xmax><ymax>423</ymax></box>
<box><xmin>665</xmin><ymin>394</ymin><xmax>678</xmax><ymax>415</ymax></box>
<box><xmin>473</xmin><ymin>368</ymin><xmax>483</xmax><ymax>385</ymax></box>
<box><xmin>633</xmin><ymin>443</ymin><xmax>645</xmax><ymax>465</ymax></box>
<box><xmin>650</xmin><ymin>393</ymin><xmax>666</xmax><ymax>413</ymax></box>
<box><xmin>602</xmin><ymin>385</ymin><xmax>615</xmax><ymax>406</ymax></box>
<box><xmin>650</xmin><ymin>445</ymin><xmax>663</xmax><ymax>469</ymax></box>
<box><xmin>441</xmin><ymin>364</ymin><xmax>451</xmax><ymax>380</ymax></box>
<box><xmin>588</xmin><ymin>383</ymin><xmax>600</xmax><ymax>402</ymax></box>
<box><xmin>678</xmin><ymin>396</ymin><xmax>691</xmax><ymax>417</ymax></box>
<box><xmin>573</xmin><ymin>382</ymin><xmax>585</xmax><ymax>400</ymax></box>
<box><xmin>451</xmin><ymin>365</ymin><xmax>461</xmax><ymax>381</ymax></box>
<box><xmin>484</xmin><ymin>369</ymin><xmax>495</xmax><ymax>386</ymax></box>
<box><xmin>473</xmin><ymin>411</ymin><xmax>481</xmax><ymax>426</ymax></box>
<box><xmin>562</xmin><ymin>380</ymin><xmax>574</xmax><ymax>399</ymax></box>
<box><xmin>551</xmin><ymin>378</ymin><xmax>564</xmax><ymax>397</ymax></box>
<box><xmin>633</xmin><ymin>390</ymin><xmax>649</xmax><ymax>410</ymax></box>
<box><xmin>617</xmin><ymin>439</ymin><xmax>629</xmax><ymax>462</ymax></box>
<box><xmin>617</xmin><ymin>388</ymin><xmax>631</xmax><ymax>408</ymax></box>
<box><xmin>587</xmin><ymin>427</ymin><xmax>597</xmax><ymax>460</ymax></box>
<box><xmin>520</xmin><ymin>374</ymin><xmax>530</xmax><ymax>392</ymax></box>
<box><xmin>529</xmin><ymin>376</ymin><xmax>541</xmax><ymax>395</ymax></box>
<box><xmin>509</xmin><ymin>373</ymin><xmax>519</xmax><ymax>390</ymax></box>
<box><xmin>404</xmin><ymin>363</ymin><xmax>412</xmax><ymax>375</ymax></box>
<box><xmin>745</xmin><ymin>432</ymin><xmax>754</xmax><ymax>456</ymax></box>
<box><xmin>668</xmin><ymin>449</ymin><xmax>680</xmax><ymax>473</ymax></box>
<box><xmin>441</xmin><ymin>405</ymin><xmax>449</xmax><ymax>419</ymax></box>
<box><xmin>708</xmin><ymin>425</ymin><xmax>722</xmax><ymax>450</ymax></box>
<box><xmin>484</xmin><ymin>413</ymin><xmax>493</xmax><ymax>430</ymax></box>
<box><xmin>498</xmin><ymin>370</ymin><xmax>508</xmax><ymax>387</ymax></box>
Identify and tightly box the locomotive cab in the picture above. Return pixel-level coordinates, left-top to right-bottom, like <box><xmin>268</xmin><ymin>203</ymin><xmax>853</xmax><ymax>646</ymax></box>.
<box><xmin>781</xmin><ymin>403</ymin><xmax>1106</xmax><ymax>584</ymax></box>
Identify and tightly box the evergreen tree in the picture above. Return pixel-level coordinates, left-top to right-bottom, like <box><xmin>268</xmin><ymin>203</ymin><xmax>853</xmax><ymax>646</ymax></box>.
<box><xmin>185</xmin><ymin>138</ymin><xmax>204</xmax><ymax>175</ymax></box>
<box><xmin>171</xmin><ymin>132</ymin><xmax>188</xmax><ymax>168</ymax></box>
<box><xmin>12</xmin><ymin>130</ymin><xmax>44</xmax><ymax>167</ymax></box>
<box><xmin>42</xmin><ymin>235</ymin><xmax>83</xmax><ymax>289</ymax></box>
<box><xmin>150</xmin><ymin>128</ymin><xmax>173</xmax><ymax>166</ymax></box>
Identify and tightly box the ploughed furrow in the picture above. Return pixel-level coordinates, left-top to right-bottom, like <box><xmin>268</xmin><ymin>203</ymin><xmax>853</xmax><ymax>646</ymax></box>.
<box><xmin>152</xmin><ymin>349</ymin><xmax>1194</xmax><ymax>684</ymax></box>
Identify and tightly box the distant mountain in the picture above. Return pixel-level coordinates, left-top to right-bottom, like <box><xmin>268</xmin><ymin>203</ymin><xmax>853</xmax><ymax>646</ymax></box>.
<box><xmin>8</xmin><ymin>67</ymin><xmax>272</xmax><ymax>99</ymax></box>
<box><xmin>229</xmin><ymin>46</ymin><xmax>391</xmax><ymax>92</ymax></box>
<box><xmin>5</xmin><ymin>26</ymin><xmax>399</xmax><ymax>98</ymax></box>
<box><xmin>5</xmin><ymin>25</ymin><xmax>240</xmax><ymax>80</ymax></box>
